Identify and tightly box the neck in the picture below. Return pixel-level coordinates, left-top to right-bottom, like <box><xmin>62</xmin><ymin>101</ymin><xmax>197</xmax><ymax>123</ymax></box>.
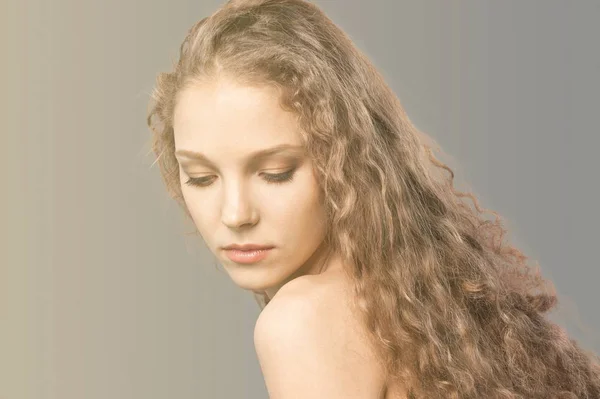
<box><xmin>263</xmin><ymin>246</ymin><xmax>343</xmax><ymax>301</ymax></box>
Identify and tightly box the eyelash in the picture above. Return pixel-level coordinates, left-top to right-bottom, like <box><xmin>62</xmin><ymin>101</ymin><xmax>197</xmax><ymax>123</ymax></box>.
<box><xmin>184</xmin><ymin>169</ymin><xmax>296</xmax><ymax>188</ymax></box>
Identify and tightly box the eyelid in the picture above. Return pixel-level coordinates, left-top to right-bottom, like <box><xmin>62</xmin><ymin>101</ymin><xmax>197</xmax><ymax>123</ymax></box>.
<box><xmin>178</xmin><ymin>154</ymin><xmax>302</xmax><ymax>169</ymax></box>
<box><xmin>181</xmin><ymin>160</ymin><xmax>298</xmax><ymax>174</ymax></box>
<box><xmin>181</xmin><ymin>167</ymin><xmax>296</xmax><ymax>179</ymax></box>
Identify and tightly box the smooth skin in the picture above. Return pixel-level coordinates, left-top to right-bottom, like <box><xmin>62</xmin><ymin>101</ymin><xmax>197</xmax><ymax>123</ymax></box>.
<box><xmin>254</xmin><ymin>273</ymin><xmax>388</xmax><ymax>399</ymax></box>
<box><xmin>172</xmin><ymin>78</ymin><xmax>389</xmax><ymax>397</ymax></box>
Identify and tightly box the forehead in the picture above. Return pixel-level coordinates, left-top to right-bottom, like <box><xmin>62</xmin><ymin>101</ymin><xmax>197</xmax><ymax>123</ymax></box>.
<box><xmin>173</xmin><ymin>80</ymin><xmax>302</xmax><ymax>149</ymax></box>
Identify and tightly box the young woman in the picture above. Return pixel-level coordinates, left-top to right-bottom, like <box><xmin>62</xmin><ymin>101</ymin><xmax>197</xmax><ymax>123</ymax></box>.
<box><xmin>146</xmin><ymin>0</ymin><xmax>600</xmax><ymax>397</ymax></box>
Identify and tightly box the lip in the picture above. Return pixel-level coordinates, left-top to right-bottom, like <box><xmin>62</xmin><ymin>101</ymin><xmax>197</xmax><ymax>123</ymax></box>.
<box><xmin>223</xmin><ymin>248</ymin><xmax>273</xmax><ymax>264</ymax></box>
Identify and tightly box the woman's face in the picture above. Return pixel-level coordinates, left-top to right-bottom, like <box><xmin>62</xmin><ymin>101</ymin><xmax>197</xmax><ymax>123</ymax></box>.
<box><xmin>173</xmin><ymin>78</ymin><xmax>331</xmax><ymax>299</ymax></box>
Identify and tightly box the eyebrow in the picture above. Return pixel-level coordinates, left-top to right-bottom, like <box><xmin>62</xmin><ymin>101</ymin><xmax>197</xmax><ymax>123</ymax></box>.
<box><xmin>174</xmin><ymin>144</ymin><xmax>305</xmax><ymax>167</ymax></box>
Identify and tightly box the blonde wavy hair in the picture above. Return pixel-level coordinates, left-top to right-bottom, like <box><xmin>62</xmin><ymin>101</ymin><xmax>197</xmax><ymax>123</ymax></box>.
<box><xmin>146</xmin><ymin>0</ymin><xmax>600</xmax><ymax>397</ymax></box>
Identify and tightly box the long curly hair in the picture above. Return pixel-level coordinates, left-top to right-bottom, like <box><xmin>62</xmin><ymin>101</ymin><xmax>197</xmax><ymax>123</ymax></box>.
<box><xmin>146</xmin><ymin>0</ymin><xmax>600</xmax><ymax>397</ymax></box>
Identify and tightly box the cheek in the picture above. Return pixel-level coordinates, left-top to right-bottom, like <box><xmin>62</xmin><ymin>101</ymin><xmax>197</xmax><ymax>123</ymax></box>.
<box><xmin>180</xmin><ymin>186</ymin><xmax>214</xmax><ymax>235</ymax></box>
<box><xmin>264</xmin><ymin>175</ymin><xmax>326</xmax><ymax>234</ymax></box>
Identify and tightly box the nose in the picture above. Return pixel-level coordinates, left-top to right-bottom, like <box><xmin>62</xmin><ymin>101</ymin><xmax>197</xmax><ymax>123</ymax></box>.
<box><xmin>220</xmin><ymin>181</ymin><xmax>259</xmax><ymax>229</ymax></box>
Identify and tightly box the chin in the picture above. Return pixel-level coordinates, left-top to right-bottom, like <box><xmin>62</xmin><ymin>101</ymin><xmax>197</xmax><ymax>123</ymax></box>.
<box><xmin>231</xmin><ymin>279</ymin><xmax>280</xmax><ymax>294</ymax></box>
<box><xmin>223</xmin><ymin>264</ymin><xmax>286</xmax><ymax>293</ymax></box>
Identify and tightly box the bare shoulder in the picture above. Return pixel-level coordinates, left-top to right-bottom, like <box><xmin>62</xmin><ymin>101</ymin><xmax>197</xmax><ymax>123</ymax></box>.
<box><xmin>254</xmin><ymin>273</ymin><xmax>387</xmax><ymax>398</ymax></box>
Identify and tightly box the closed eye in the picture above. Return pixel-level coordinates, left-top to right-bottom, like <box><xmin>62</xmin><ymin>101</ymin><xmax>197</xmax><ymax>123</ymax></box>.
<box><xmin>184</xmin><ymin>169</ymin><xmax>296</xmax><ymax>188</ymax></box>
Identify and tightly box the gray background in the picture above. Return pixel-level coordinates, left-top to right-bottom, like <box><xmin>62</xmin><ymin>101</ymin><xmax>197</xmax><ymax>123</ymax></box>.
<box><xmin>2</xmin><ymin>0</ymin><xmax>599</xmax><ymax>398</ymax></box>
